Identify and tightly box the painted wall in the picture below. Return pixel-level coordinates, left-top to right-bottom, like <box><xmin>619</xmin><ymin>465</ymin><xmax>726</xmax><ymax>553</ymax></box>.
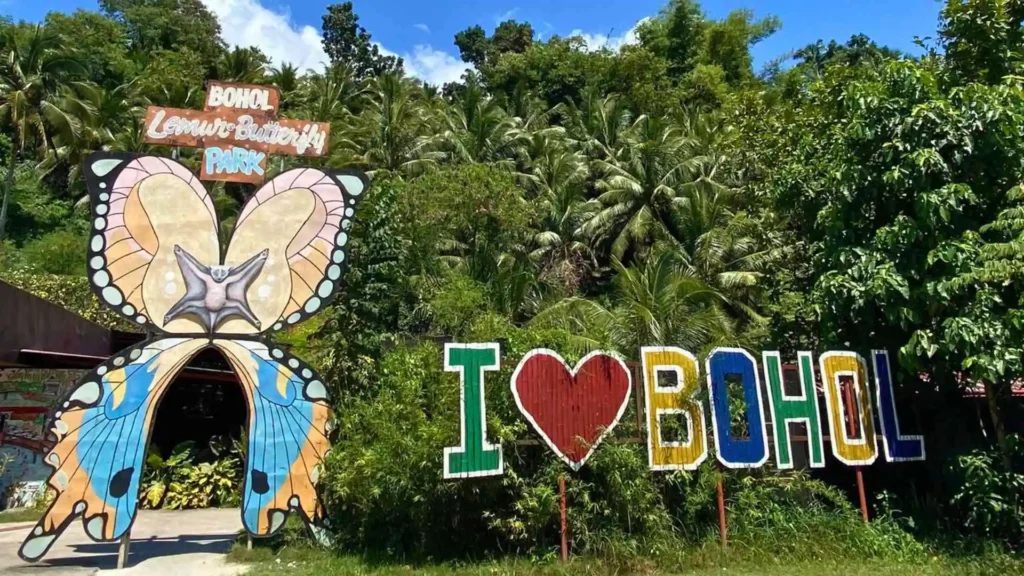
<box><xmin>0</xmin><ymin>368</ymin><xmax>85</xmax><ymax>507</ymax></box>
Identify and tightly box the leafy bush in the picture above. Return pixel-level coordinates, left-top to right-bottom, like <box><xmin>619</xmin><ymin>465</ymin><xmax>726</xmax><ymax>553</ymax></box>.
<box><xmin>140</xmin><ymin>439</ymin><xmax>243</xmax><ymax>510</ymax></box>
<box><xmin>0</xmin><ymin>269</ymin><xmax>134</xmax><ymax>330</ymax></box>
<box><xmin>950</xmin><ymin>435</ymin><xmax>1024</xmax><ymax>550</ymax></box>
<box><xmin>19</xmin><ymin>229</ymin><xmax>88</xmax><ymax>276</ymax></box>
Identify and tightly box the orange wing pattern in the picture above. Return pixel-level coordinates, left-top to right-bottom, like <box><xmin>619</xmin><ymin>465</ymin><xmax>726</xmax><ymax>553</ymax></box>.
<box><xmin>84</xmin><ymin>154</ymin><xmax>219</xmax><ymax>333</ymax></box>
<box><xmin>218</xmin><ymin>168</ymin><xmax>368</xmax><ymax>335</ymax></box>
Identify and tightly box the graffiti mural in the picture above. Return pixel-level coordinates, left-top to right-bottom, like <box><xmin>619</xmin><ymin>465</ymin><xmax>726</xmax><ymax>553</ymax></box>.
<box><xmin>18</xmin><ymin>152</ymin><xmax>368</xmax><ymax>562</ymax></box>
<box><xmin>0</xmin><ymin>369</ymin><xmax>86</xmax><ymax>506</ymax></box>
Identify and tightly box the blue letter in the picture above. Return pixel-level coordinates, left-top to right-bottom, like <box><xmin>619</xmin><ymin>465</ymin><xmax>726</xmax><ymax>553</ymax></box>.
<box><xmin>205</xmin><ymin>147</ymin><xmax>223</xmax><ymax>175</ymax></box>
<box><xmin>872</xmin><ymin>350</ymin><xmax>925</xmax><ymax>462</ymax></box>
<box><xmin>706</xmin><ymin>348</ymin><xmax>769</xmax><ymax>468</ymax></box>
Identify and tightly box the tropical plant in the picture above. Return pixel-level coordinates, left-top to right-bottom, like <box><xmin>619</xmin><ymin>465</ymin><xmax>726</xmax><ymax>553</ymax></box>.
<box><xmin>0</xmin><ymin>23</ymin><xmax>87</xmax><ymax>237</ymax></box>
<box><xmin>216</xmin><ymin>46</ymin><xmax>269</xmax><ymax>83</ymax></box>
<box><xmin>443</xmin><ymin>73</ymin><xmax>527</xmax><ymax>169</ymax></box>
<box><xmin>357</xmin><ymin>72</ymin><xmax>441</xmax><ymax>176</ymax></box>
<box><xmin>580</xmin><ymin>114</ymin><xmax>692</xmax><ymax>261</ymax></box>
<box><xmin>532</xmin><ymin>249</ymin><xmax>734</xmax><ymax>356</ymax></box>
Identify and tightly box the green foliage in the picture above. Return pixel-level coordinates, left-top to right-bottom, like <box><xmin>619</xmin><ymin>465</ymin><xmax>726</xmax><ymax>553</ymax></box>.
<box><xmin>455</xmin><ymin>20</ymin><xmax>534</xmax><ymax>71</ymax></box>
<box><xmin>19</xmin><ymin>228</ymin><xmax>87</xmax><ymax>276</ymax></box>
<box><xmin>321</xmin><ymin>2</ymin><xmax>402</xmax><ymax>79</ymax></box>
<box><xmin>140</xmin><ymin>438</ymin><xmax>243</xmax><ymax>510</ymax></box>
<box><xmin>939</xmin><ymin>0</ymin><xmax>1024</xmax><ymax>85</ymax></box>
<box><xmin>99</xmin><ymin>0</ymin><xmax>225</xmax><ymax>72</ymax></box>
<box><xmin>949</xmin><ymin>434</ymin><xmax>1024</xmax><ymax>548</ymax></box>
<box><xmin>0</xmin><ymin>269</ymin><xmax>133</xmax><ymax>329</ymax></box>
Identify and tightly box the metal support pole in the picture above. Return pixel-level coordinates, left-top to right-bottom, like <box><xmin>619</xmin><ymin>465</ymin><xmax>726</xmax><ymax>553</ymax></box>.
<box><xmin>716</xmin><ymin>471</ymin><xmax>727</xmax><ymax>546</ymax></box>
<box><xmin>843</xmin><ymin>379</ymin><xmax>870</xmax><ymax>523</ymax></box>
<box><xmin>559</xmin><ymin>473</ymin><xmax>568</xmax><ymax>562</ymax></box>
<box><xmin>247</xmin><ymin>534</ymin><xmax>253</xmax><ymax>551</ymax></box>
<box><xmin>117</xmin><ymin>532</ymin><xmax>130</xmax><ymax>569</ymax></box>
<box><xmin>855</xmin><ymin>467</ymin><xmax>869</xmax><ymax>523</ymax></box>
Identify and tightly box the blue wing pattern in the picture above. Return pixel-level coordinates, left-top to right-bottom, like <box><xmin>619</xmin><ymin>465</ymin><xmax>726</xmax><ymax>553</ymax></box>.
<box><xmin>213</xmin><ymin>339</ymin><xmax>331</xmax><ymax>536</ymax></box>
<box><xmin>19</xmin><ymin>338</ymin><xmax>207</xmax><ymax>561</ymax></box>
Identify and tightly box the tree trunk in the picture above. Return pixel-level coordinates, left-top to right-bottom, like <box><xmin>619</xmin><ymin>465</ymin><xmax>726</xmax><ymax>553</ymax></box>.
<box><xmin>984</xmin><ymin>380</ymin><xmax>1012</xmax><ymax>472</ymax></box>
<box><xmin>0</xmin><ymin>149</ymin><xmax>16</xmax><ymax>240</ymax></box>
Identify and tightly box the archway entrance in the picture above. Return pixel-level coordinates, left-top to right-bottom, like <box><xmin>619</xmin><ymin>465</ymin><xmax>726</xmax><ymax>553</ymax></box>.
<box><xmin>149</xmin><ymin>348</ymin><xmax>247</xmax><ymax>458</ymax></box>
<box><xmin>142</xmin><ymin>347</ymin><xmax>248</xmax><ymax>510</ymax></box>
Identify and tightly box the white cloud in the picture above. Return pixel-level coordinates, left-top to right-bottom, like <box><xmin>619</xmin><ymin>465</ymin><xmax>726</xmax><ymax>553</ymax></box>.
<box><xmin>414</xmin><ymin>23</ymin><xmax>430</xmax><ymax>33</ymax></box>
<box><xmin>570</xmin><ymin>17</ymin><xmax>650</xmax><ymax>52</ymax></box>
<box><xmin>495</xmin><ymin>8</ymin><xmax>519</xmax><ymax>24</ymax></box>
<box><xmin>200</xmin><ymin>0</ymin><xmax>329</xmax><ymax>72</ymax></box>
<box><xmin>201</xmin><ymin>0</ymin><xmax>470</xmax><ymax>85</ymax></box>
<box><xmin>379</xmin><ymin>43</ymin><xmax>472</xmax><ymax>86</ymax></box>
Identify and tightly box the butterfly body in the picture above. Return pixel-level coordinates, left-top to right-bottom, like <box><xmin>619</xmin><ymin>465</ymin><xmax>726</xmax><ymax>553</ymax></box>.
<box><xmin>19</xmin><ymin>154</ymin><xmax>367</xmax><ymax>562</ymax></box>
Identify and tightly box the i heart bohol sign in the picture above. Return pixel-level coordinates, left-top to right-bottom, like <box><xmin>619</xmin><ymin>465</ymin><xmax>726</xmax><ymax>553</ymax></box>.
<box><xmin>511</xmin><ymin>349</ymin><xmax>632</xmax><ymax>471</ymax></box>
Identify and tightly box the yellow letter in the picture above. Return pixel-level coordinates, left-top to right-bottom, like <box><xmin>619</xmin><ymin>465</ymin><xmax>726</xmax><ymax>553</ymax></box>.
<box><xmin>641</xmin><ymin>346</ymin><xmax>708</xmax><ymax>471</ymax></box>
<box><xmin>819</xmin><ymin>351</ymin><xmax>878</xmax><ymax>466</ymax></box>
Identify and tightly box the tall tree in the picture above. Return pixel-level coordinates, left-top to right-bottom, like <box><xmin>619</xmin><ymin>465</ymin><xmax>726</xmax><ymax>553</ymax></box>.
<box><xmin>216</xmin><ymin>46</ymin><xmax>269</xmax><ymax>84</ymax></box>
<box><xmin>443</xmin><ymin>74</ymin><xmax>526</xmax><ymax>168</ymax></box>
<box><xmin>269</xmin><ymin>62</ymin><xmax>301</xmax><ymax>111</ymax></box>
<box><xmin>99</xmin><ymin>0</ymin><xmax>225</xmax><ymax>73</ymax></box>
<box><xmin>44</xmin><ymin>10</ymin><xmax>134</xmax><ymax>89</ymax></box>
<box><xmin>580</xmin><ymin>114</ymin><xmax>691</xmax><ymax>261</ymax></box>
<box><xmin>939</xmin><ymin>0</ymin><xmax>1024</xmax><ymax>85</ymax></box>
<box><xmin>455</xmin><ymin>20</ymin><xmax>534</xmax><ymax>69</ymax></box>
<box><xmin>321</xmin><ymin>2</ymin><xmax>402</xmax><ymax>79</ymax></box>
<box><xmin>0</xmin><ymin>24</ymin><xmax>87</xmax><ymax>238</ymax></box>
<box><xmin>358</xmin><ymin>72</ymin><xmax>440</xmax><ymax>176</ymax></box>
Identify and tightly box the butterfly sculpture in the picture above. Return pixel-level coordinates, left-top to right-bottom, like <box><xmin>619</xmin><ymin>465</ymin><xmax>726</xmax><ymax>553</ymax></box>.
<box><xmin>19</xmin><ymin>152</ymin><xmax>367</xmax><ymax>562</ymax></box>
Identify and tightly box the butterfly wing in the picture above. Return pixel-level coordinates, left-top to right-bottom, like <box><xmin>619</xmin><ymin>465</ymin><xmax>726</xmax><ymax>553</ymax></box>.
<box><xmin>19</xmin><ymin>338</ymin><xmax>207</xmax><ymax>562</ymax></box>
<box><xmin>216</xmin><ymin>168</ymin><xmax>368</xmax><ymax>335</ymax></box>
<box><xmin>84</xmin><ymin>152</ymin><xmax>220</xmax><ymax>334</ymax></box>
<box><xmin>213</xmin><ymin>339</ymin><xmax>331</xmax><ymax>536</ymax></box>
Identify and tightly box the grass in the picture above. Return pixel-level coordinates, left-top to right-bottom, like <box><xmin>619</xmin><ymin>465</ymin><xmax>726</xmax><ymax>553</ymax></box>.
<box><xmin>0</xmin><ymin>507</ymin><xmax>41</xmax><ymax>524</ymax></box>
<box><xmin>228</xmin><ymin>543</ymin><xmax>1024</xmax><ymax>576</ymax></box>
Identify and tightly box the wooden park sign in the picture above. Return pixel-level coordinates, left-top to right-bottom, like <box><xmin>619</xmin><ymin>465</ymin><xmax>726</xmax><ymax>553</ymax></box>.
<box><xmin>143</xmin><ymin>81</ymin><xmax>330</xmax><ymax>183</ymax></box>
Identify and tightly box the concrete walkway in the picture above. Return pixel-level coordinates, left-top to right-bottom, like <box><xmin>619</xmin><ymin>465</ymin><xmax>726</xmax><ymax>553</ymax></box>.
<box><xmin>0</xmin><ymin>508</ymin><xmax>248</xmax><ymax>575</ymax></box>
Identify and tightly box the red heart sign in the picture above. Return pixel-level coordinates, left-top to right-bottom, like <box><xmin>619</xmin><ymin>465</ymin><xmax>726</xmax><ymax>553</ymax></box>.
<box><xmin>511</xmin><ymin>349</ymin><xmax>632</xmax><ymax>470</ymax></box>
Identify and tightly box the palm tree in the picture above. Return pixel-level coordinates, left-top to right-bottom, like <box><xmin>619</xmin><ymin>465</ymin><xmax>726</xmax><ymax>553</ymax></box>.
<box><xmin>357</xmin><ymin>72</ymin><xmax>441</xmax><ymax>176</ymax></box>
<box><xmin>520</xmin><ymin>137</ymin><xmax>595</xmax><ymax>293</ymax></box>
<box><xmin>566</xmin><ymin>90</ymin><xmax>632</xmax><ymax>161</ymax></box>
<box><xmin>299</xmin><ymin>63</ymin><xmax>363</xmax><ymax>124</ymax></box>
<box><xmin>41</xmin><ymin>80</ymin><xmax>147</xmax><ymax>192</ymax></box>
<box><xmin>217</xmin><ymin>47</ymin><xmax>269</xmax><ymax>83</ymax></box>
<box><xmin>579</xmin><ymin>114</ymin><xmax>692</xmax><ymax>262</ymax></box>
<box><xmin>531</xmin><ymin>250</ymin><xmax>735</xmax><ymax>356</ymax></box>
<box><xmin>667</xmin><ymin>182</ymin><xmax>773</xmax><ymax>323</ymax></box>
<box><xmin>0</xmin><ymin>24</ymin><xmax>86</xmax><ymax>238</ymax></box>
<box><xmin>297</xmin><ymin>63</ymin><xmax>364</xmax><ymax>166</ymax></box>
<box><xmin>268</xmin><ymin>62</ymin><xmax>300</xmax><ymax>111</ymax></box>
<box><xmin>443</xmin><ymin>74</ymin><xmax>526</xmax><ymax>169</ymax></box>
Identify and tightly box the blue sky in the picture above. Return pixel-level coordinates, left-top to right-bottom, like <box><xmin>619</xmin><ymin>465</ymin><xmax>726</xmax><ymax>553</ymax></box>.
<box><xmin>6</xmin><ymin>0</ymin><xmax>943</xmax><ymax>85</ymax></box>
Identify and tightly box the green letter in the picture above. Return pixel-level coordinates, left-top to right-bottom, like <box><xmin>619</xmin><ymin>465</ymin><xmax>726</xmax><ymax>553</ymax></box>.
<box><xmin>762</xmin><ymin>351</ymin><xmax>825</xmax><ymax>469</ymax></box>
<box><xmin>443</xmin><ymin>343</ymin><xmax>503</xmax><ymax>479</ymax></box>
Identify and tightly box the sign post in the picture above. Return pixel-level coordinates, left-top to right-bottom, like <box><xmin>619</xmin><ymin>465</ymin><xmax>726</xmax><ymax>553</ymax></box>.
<box><xmin>559</xmin><ymin>473</ymin><xmax>568</xmax><ymax>562</ymax></box>
<box><xmin>143</xmin><ymin>81</ymin><xmax>330</xmax><ymax>183</ymax></box>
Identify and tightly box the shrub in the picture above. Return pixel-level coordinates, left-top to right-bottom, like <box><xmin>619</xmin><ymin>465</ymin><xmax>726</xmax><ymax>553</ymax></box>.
<box><xmin>19</xmin><ymin>229</ymin><xmax>88</xmax><ymax>276</ymax></box>
<box><xmin>140</xmin><ymin>439</ymin><xmax>243</xmax><ymax>510</ymax></box>
<box><xmin>0</xmin><ymin>269</ymin><xmax>133</xmax><ymax>330</ymax></box>
<box><xmin>316</xmin><ymin>325</ymin><xmax>929</xmax><ymax>564</ymax></box>
<box><xmin>950</xmin><ymin>434</ymin><xmax>1024</xmax><ymax>550</ymax></box>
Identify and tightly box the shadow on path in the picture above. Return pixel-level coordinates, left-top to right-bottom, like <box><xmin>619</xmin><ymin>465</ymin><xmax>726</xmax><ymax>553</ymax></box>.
<box><xmin>34</xmin><ymin>533</ymin><xmax>238</xmax><ymax>571</ymax></box>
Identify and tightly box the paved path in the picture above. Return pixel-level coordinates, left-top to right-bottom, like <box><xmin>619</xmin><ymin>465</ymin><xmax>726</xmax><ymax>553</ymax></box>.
<box><xmin>0</xmin><ymin>508</ymin><xmax>248</xmax><ymax>575</ymax></box>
